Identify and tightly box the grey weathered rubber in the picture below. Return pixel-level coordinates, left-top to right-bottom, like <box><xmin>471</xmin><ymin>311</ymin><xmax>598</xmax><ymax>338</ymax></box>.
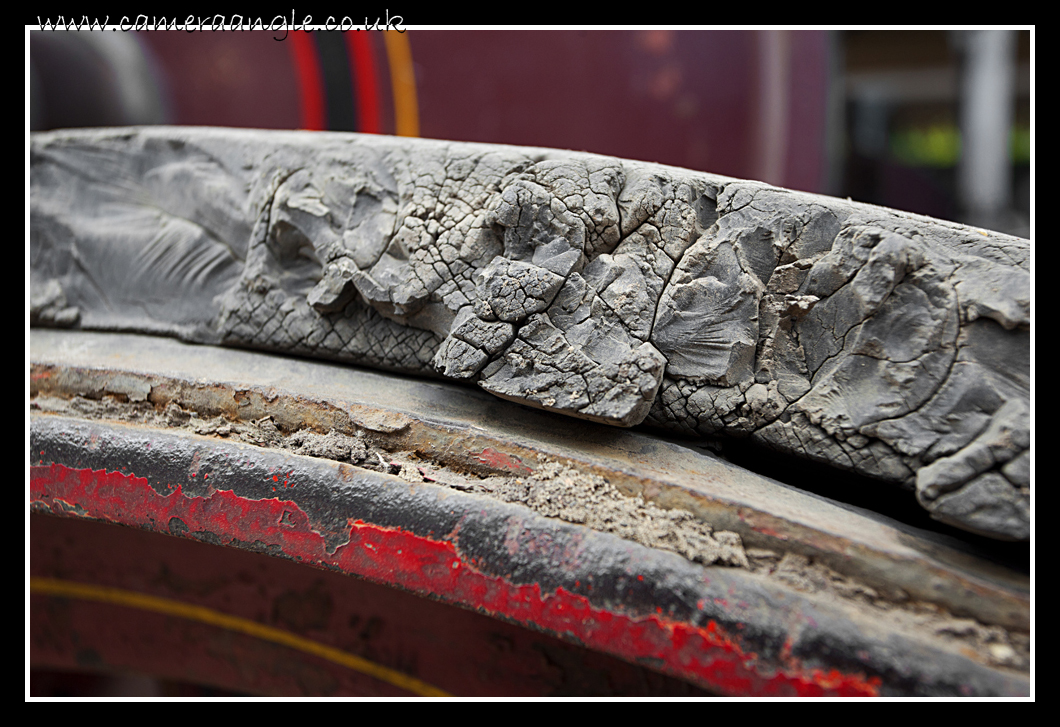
<box><xmin>30</xmin><ymin>127</ymin><xmax>1031</xmax><ymax>541</ymax></box>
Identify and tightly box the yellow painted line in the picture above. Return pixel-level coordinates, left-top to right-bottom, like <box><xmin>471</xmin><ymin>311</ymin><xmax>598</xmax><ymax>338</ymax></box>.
<box><xmin>384</xmin><ymin>31</ymin><xmax>420</xmax><ymax>137</ymax></box>
<box><xmin>30</xmin><ymin>576</ymin><xmax>452</xmax><ymax>697</ymax></box>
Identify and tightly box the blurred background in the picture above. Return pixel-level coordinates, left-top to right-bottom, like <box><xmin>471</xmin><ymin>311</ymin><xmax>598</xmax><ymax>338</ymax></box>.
<box><xmin>30</xmin><ymin>28</ymin><xmax>1031</xmax><ymax>237</ymax></box>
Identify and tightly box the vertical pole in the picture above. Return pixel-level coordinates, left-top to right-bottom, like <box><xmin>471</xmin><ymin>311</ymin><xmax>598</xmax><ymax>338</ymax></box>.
<box><xmin>959</xmin><ymin>29</ymin><xmax>1017</xmax><ymax>230</ymax></box>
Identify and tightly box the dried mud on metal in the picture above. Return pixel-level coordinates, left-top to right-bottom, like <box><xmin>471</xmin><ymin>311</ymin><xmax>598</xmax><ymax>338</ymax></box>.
<box><xmin>30</xmin><ymin>392</ymin><xmax>1029</xmax><ymax>673</ymax></box>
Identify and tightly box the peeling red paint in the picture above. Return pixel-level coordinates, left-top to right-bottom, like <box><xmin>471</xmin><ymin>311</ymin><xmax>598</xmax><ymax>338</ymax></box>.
<box><xmin>752</xmin><ymin>524</ymin><xmax>790</xmax><ymax>540</ymax></box>
<box><xmin>473</xmin><ymin>448</ymin><xmax>533</xmax><ymax>474</ymax></box>
<box><xmin>30</xmin><ymin>368</ymin><xmax>54</xmax><ymax>384</ymax></box>
<box><xmin>30</xmin><ymin>463</ymin><xmax>880</xmax><ymax>696</ymax></box>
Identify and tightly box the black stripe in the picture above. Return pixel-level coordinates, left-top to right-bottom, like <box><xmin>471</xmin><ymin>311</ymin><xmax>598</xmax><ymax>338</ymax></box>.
<box><xmin>314</xmin><ymin>31</ymin><xmax>357</xmax><ymax>132</ymax></box>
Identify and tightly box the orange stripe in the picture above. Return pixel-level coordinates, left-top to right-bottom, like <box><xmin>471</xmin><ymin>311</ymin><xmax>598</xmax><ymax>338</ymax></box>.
<box><xmin>383</xmin><ymin>31</ymin><xmax>420</xmax><ymax>137</ymax></box>
<box><xmin>30</xmin><ymin>576</ymin><xmax>452</xmax><ymax>697</ymax></box>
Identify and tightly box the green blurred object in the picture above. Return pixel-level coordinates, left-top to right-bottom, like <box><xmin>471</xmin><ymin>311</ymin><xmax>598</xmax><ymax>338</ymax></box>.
<box><xmin>890</xmin><ymin>125</ymin><xmax>961</xmax><ymax>167</ymax></box>
<box><xmin>1010</xmin><ymin>125</ymin><xmax>1030</xmax><ymax>164</ymax></box>
<box><xmin>890</xmin><ymin>123</ymin><xmax>1029</xmax><ymax>168</ymax></box>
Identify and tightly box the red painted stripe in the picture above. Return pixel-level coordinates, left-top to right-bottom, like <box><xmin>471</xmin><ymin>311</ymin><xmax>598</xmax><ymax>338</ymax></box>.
<box><xmin>30</xmin><ymin>463</ymin><xmax>880</xmax><ymax>697</ymax></box>
<box><xmin>288</xmin><ymin>30</ymin><xmax>327</xmax><ymax>131</ymax></box>
<box><xmin>347</xmin><ymin>32</ymin><xmax>381</xmax><ymax>134</ymax></box>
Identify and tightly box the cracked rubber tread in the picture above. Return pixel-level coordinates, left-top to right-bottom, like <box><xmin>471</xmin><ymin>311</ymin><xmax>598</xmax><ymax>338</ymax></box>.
<box><xmin>30</xmin><ymin>127</ymin><xmax>1031</xmax><ymax>541</ymax></box>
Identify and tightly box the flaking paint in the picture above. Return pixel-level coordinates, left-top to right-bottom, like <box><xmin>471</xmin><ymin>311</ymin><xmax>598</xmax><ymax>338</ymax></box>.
<box><xmin>30</xmin><ymin>462</ymin><xmax>880</xmax><ymax>696</ymax></box>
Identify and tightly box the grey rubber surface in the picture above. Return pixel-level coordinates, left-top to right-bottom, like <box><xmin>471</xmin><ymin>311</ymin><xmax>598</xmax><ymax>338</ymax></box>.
<box><xmin>30</xmin><ymin>127</ymin><xmax>1031</xmax><ymax>540</ymax></box>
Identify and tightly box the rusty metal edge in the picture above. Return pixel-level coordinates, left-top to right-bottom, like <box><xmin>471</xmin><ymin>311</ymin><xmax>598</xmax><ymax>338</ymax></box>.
<box><xmin>30</xmin><ymin>413</ymin><xmax>1030</xmax><ymax>696</ymax></box>
<box><xmin>29</xmin><ymin>330</ymin><xmax>1029</xmax><ymax>633</ymax></box>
